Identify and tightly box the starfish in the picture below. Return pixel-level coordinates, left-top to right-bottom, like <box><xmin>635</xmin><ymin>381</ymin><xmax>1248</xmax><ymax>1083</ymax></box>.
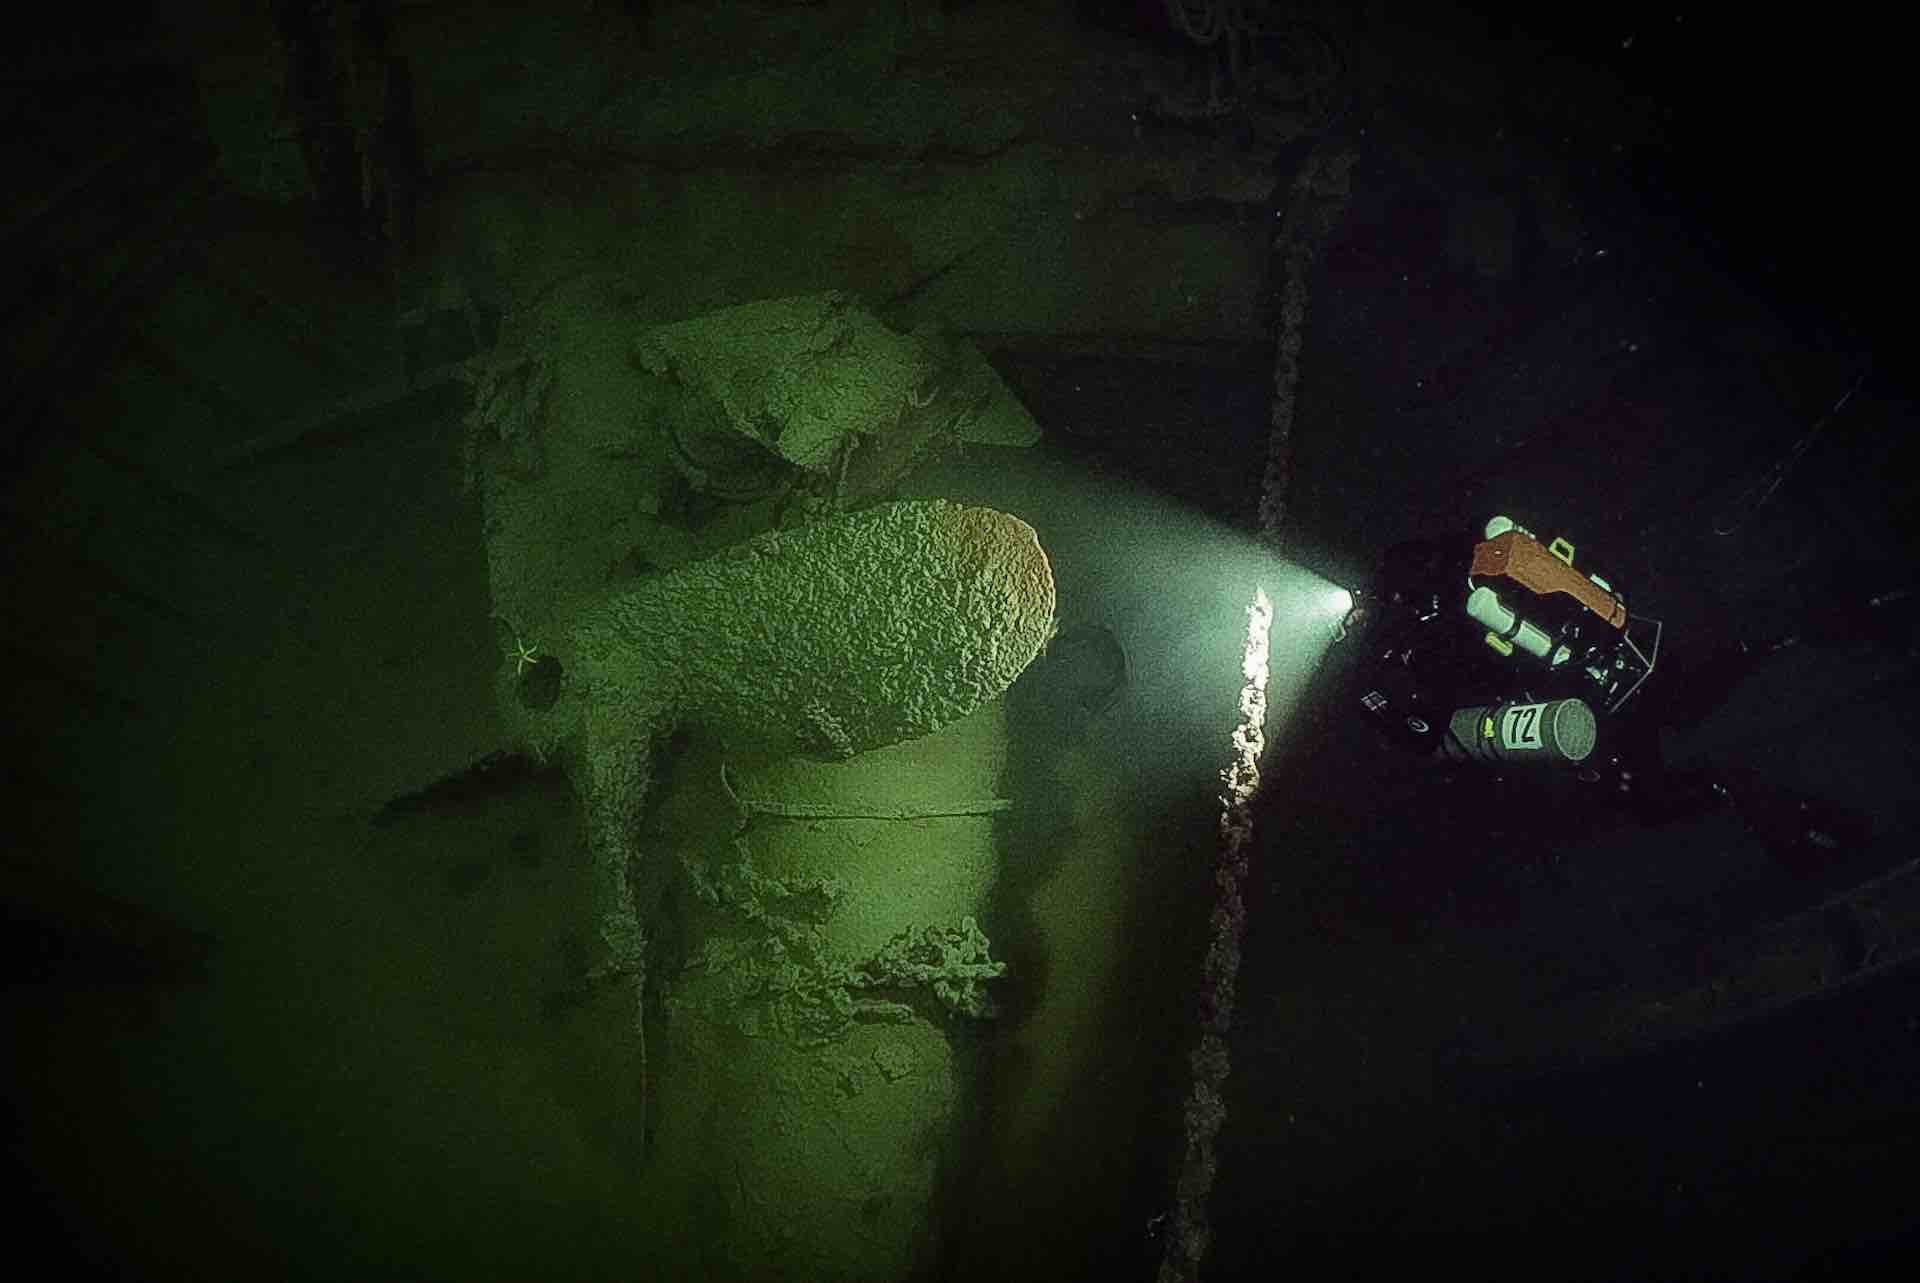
<box><xmin>511</xmin><ymin>637</ymin><xmax>541</xmax><ymax>677</ymax></box>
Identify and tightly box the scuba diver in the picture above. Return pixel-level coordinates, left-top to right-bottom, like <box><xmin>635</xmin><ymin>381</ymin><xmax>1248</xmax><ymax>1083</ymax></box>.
<box><xmin>1338</xmin><ymin>515</ymin><xmax>1880</xmax><ymax>871</ymax></box>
